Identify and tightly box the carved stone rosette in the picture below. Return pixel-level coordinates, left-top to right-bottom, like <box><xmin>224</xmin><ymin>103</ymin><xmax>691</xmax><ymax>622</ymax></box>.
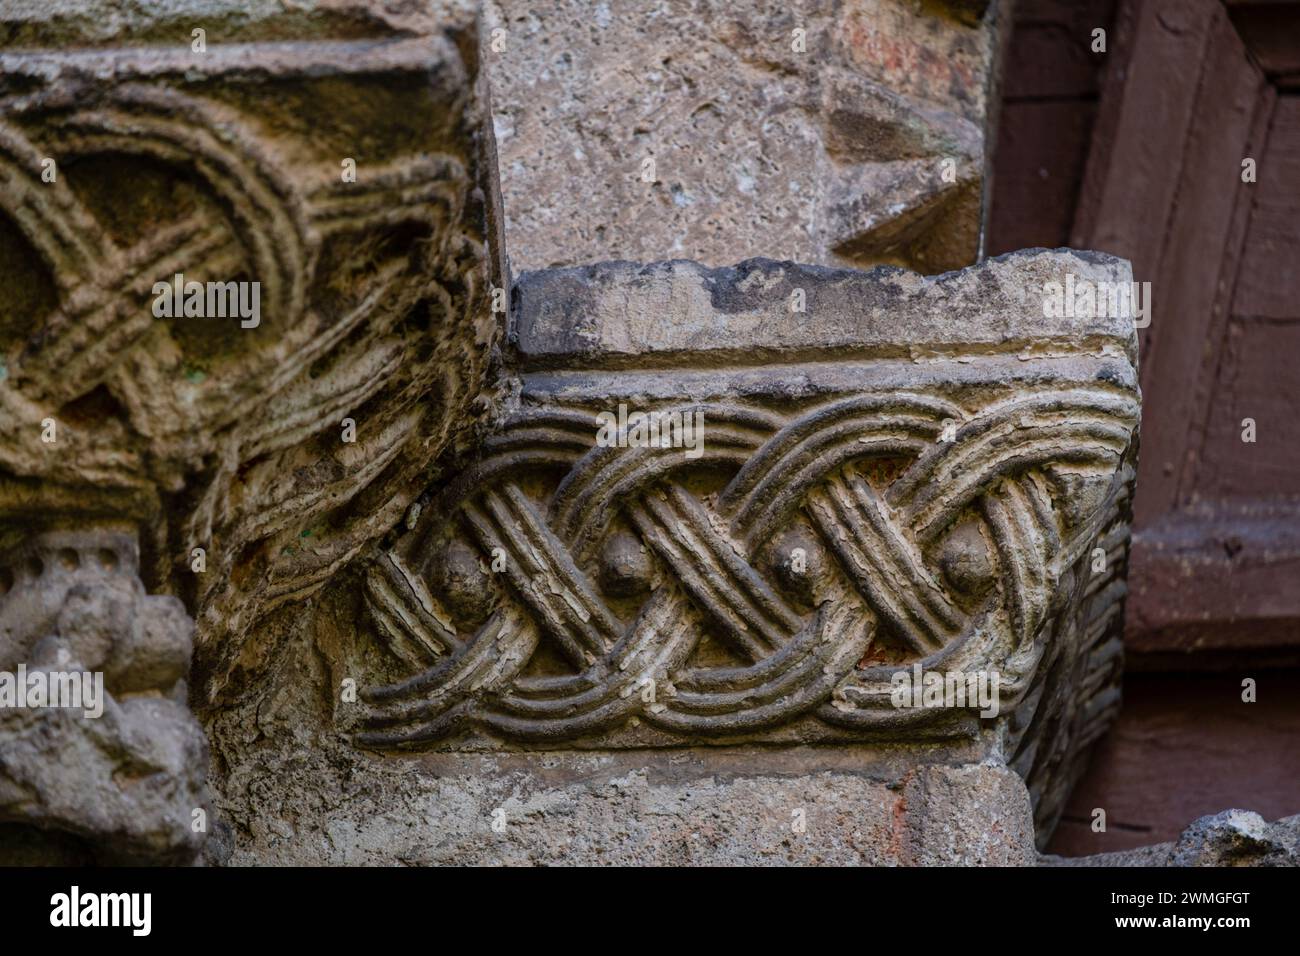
<box><xmin>356</xmin><ymin>250</ymin><xmax>1140</xmax><ymax>841</ymax></box>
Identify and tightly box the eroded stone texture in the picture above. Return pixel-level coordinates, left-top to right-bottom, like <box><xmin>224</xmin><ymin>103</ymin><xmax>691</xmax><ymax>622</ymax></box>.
<box><xmin>0</xmin><ymin>531</ymin><xmax>208</xmax><ymax>864</ymax></box>
<box><xmin>1</xmin><ymin>1</ymin><xmax>1149</xmax><ymax>868</ymax></box>
<box><xmin>0</xmin><ymin>0</ymin><xmax>479</xmax><ymax>46</ymax></box>
<box><xmin>215</xmin><ymin>744</ymin><xmax>1037</xmax><ymax>865</ymax></box>
<box><xmin>351</xmin><ymin>249</ymin><xmax>1139</xmax><ymax>848</ymax></box>
<box><xmin>484</xmin><ymin>0</ymin><xmax>1003</xmax><ymax>273</ymax></box>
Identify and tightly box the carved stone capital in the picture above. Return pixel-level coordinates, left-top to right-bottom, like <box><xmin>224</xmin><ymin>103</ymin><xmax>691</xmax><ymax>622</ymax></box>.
<box><xmin>1</xmin><ymin>2</ymin><xmax>1148</xmax><ymax>866</ymax></box>
<box><xmin>0</xmin><ymin>2</ymin><xmax>502</xmax><ymax>700</ymax></box>
<box><xmin>0</xmin><ymin>1</ymin><xmax>502</xmax><ymax>863</ymax></box>
<box><xmin>356</xmin><ymin>249</ymin><xmax>1140</xmax><ymax>839</ymax></box>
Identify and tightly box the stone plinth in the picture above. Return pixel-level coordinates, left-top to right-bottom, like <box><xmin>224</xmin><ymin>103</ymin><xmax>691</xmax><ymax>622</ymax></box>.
<box><xmin>215</xmin><ymin>744</ymin><xmax>1037</xmax><ymax>866</ymax></box>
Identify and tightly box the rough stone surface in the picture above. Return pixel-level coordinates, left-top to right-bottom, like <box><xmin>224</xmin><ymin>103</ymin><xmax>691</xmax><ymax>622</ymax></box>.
<box><xmin>206</xmin><ymin>599</ymin><xmax>1037</xmax><ymax>865</ymax></box>
<box><xmin>1046</xmin><ymin>810</ymin><xmax>1300</xmax><ymax>867</ymax></box>
<box><xmin>0</xmin><ymin>0</ymin><xmax>479</xmax><ymax>46</ymax></box>
<box><xmin>220</xmin><ymin>754</ymin><xmax>1037</xmax><ymax>866</ymax></box>
<box><xmin>512</xmin><ymin>249</ymin><xmax>1136</xmax><ymax>361</ymax></box>
<box><xmin>0</xmin><ymin>531</ymin><xmax>209</xmax><ymax>865</ymax></box>
<box><xmin>484</xmin><ymin>0</ymin><xmax>1004</xmax><ymax>273</ymax></box>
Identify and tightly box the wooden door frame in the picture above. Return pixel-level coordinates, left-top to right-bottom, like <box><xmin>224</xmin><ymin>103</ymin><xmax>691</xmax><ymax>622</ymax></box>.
<box><xmin>1072</xmin><ymin>0</ymin><xmax>1300</xmax><ymax>663</ymax></box>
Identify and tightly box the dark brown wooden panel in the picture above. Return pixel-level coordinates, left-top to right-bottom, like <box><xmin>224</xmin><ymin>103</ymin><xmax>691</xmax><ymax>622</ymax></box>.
<box><xmin>1072</xmin><ymin>0</ymin><xmax>1220</xmax><ymax>286</ymax></box>
<box><xmin>1228</xmin><ymin>1</ymin><xmax>1300</xmax><ymax>85</ymax></box>
<box><xmin>1127</xmin><ymin>505</ymin><xmax>1300</xmax><ymax>654</ymax></box>
<box><xmin>1074</xmin><ymin>1</ymin><xmax>1268</xmax><ymax>525</ymax></box>
<box><xmin>1011</xmin><ymin>0</ymin><xmax>1119</xmax><ymax>45</ymax></box>
<box><xmin>985</xmin><ymin>0</ymin><xmax>1116</xmax><ymax>256</ymax></box>
<box><xmin>1234</xmin><ymin>97</ymin><xmax>1300</xmax><ymax>319</ymax></box>
<box><xmin>1068</xmin><ymin>0</ymin><xmax>1299</xmax><ymax>651</ymax></box>
<box><xmin>1196</xmin><ymin>320</ymin><xmax>1300</xmax><ymax>499</ymax></box>
<box><xmin>986</xmin><ymin>101</ymin><xmax>1094</xmax><ymax>254</ymax></box>
<box><xmin>1133</xmin><ymin>12</ymin><xmax>1270</xmax><ymax>524</ymax></box>
<box><xmin>1001</xmin><ymin>24</ymin><xmax>1106</xmax><ymax>99</ymax></box>
<box><xmin>1048</xmin><ymin>671</ymin><xmax>1300</xmax><ymax>856</ymax></box>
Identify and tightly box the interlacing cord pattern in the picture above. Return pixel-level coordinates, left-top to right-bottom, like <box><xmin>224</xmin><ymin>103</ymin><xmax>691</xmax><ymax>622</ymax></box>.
<box><xmin>359</xmin><ymin>386</ymin><xmax>1138</xmax><ymax>747</ymax></box>
<box><xmin>0</xmin><ymin>79</ymin><xmax>485</xmax><ymax>692</ymax></box>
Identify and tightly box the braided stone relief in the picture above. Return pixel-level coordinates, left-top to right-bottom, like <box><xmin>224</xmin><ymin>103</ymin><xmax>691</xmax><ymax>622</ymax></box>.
<box><xmin>0</xmin><ymin>12</ymin><xmax>499</xmax><ymax>696</ymax></box>
<box><xmin>0</xmin><ymin>3</ymin><xmax>501</xmax><ymax>861</ymax></box>
<box><xmin>356</xmin><ymin>250</ymin><xmax>1139</xmax><ymax>839</ymax></box>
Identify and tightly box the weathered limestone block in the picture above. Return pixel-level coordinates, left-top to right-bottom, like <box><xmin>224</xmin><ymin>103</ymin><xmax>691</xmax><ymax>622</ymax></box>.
<box><xmin>349</xmin><ymin>248</ymin><xmax>1139</xmax><ymax>849</ymax></box>
<box><xmin>484</xmin><ymin>0</ymin><xmax>1004</xmax><ymax>272</ymax></box>
<box><xmin>1</xmin><ymin>1</ymin><xmax>1140</xmax><ymax>867</ymax></box>
<box><xmin>0</xmin><ymin>0</ymin><xmax>477</xmax><ymax>46</ymax></box>
<box><xmin>214</xmin><ymin>741</ymin><xmax>1037</xmax><ymax>865</ymax></box>
<box><xmin>0</xmin><ymin>1</ymin><xmax>502</xmax><ymax>861</ymax></box>
<box><xmin>0</xmin><ymin>531</ymin><xmax>208</xmax><ymax>864</ymax></box>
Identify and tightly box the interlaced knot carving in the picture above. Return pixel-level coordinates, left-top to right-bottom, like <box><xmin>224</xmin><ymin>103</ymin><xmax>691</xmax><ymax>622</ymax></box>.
<box><xmin>359</xmin><ymin>386</ymin><xmax>1138</xmax><ymax>748</ymax></box>
<box><xmin>0</xmin><ymin>73</ymin><xmax>488</xmax><ymax>689</ymax></box>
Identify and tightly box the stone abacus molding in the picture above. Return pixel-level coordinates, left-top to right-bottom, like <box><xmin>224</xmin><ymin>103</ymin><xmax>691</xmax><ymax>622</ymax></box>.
<box><xmin>356</xmin><ymin>252</ymin><xmax>1140</xmax><ymax>834</ymax></box>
